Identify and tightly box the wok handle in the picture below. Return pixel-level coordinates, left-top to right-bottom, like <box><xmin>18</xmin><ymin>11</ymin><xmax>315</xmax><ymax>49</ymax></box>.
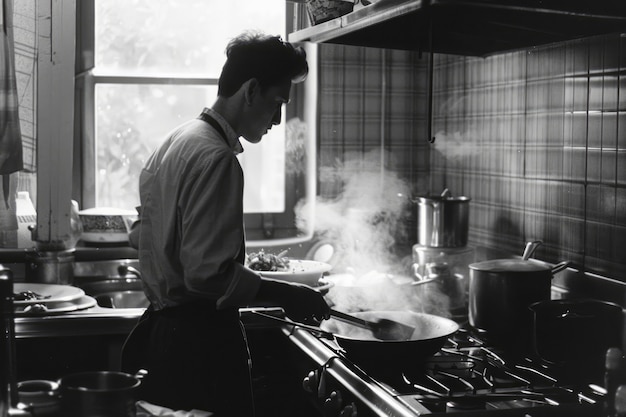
<box><xmin>330</xmin><ymin>309</ymin><xmax>374</xmax><ymax>331</ymax></box>
<box><xmin>250</xmin><ymin>311</ymin><xmax>335</xmax><ymax>339</ymax></box>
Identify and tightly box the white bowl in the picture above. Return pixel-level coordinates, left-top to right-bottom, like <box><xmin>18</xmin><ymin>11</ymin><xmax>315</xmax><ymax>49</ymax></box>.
<box><xmin>256</xmin><ymin>260</ymin><xmax>332</xmax><ymax>286</ymax></box>
<box><xmin>78</xmin><ymin>207</ymin><xmax>137</xmax><ymax>243</ymax></box>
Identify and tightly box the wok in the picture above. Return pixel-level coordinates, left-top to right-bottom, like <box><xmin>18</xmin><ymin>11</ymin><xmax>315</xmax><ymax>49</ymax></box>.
<box><xmin>320</xmin><ymin>310</ymin><xmax>459</xmax><ymax>373</ymax></box>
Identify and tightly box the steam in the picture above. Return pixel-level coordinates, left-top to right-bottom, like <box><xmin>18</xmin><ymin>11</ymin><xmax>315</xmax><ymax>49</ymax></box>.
<box><xmin>296</xmin><ymin>150</ymin><xmax>451</xmax><ymax>316</ymax></box>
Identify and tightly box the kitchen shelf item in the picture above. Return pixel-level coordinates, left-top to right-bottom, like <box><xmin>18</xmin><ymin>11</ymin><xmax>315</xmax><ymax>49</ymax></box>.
<box><xmin>306</xmin><ymin>0</ymin><xmax>355</xmax><ymax>25</ymax></box>
<box><xmin>330</xmin><ymin>308</ymin><xmax>416</xmax><ymax>340</ymax></box>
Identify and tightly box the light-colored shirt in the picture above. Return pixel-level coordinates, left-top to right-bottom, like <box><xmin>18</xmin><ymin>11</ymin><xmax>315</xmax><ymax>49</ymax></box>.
<box><xmin>137</xmin><ymin>108</ymin><xmax>261</xmax><ymax>310</ymax></box>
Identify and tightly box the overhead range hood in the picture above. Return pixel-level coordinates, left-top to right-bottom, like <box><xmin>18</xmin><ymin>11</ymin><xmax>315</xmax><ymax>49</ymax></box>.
<box><xmin>288</xmin><ymin>0</ymin><xmax>626</xmax><ymax>56</ymax></box>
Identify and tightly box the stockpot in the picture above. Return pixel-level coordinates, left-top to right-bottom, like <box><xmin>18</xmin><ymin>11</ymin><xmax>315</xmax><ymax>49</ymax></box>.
<box><xmin>415</xmin><ymin>190</ymin><xmax>470</xmax><ymax>248</ymax></box>
<box><xmin>468</xmin><ymin>257</ymin><xmax>569</xmax><ymax>350</ymax></box>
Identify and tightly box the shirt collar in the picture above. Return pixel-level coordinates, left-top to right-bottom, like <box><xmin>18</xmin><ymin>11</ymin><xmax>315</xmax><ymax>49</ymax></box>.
<box><xmin>201</xmin><ymin>107</ymin><xmax>244</xmax><ymax>154</ymax></box>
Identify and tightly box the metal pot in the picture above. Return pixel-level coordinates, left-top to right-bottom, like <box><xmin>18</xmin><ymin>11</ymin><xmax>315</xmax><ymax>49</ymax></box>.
<box><xmin>25</xmin><ymin>249</ymin><xmax>75</xmax><ymax>285</ymax></box>
<box><xmin>58</xmin><ymin>371</ymin><xmax>143</xmax><ymax>417</ymax></box>
<box><xmin>468</xmin><ymin>256</ymin><xmax>569</xmax><ymax>351</ymax></box>
<box><xmin>320</xmin><ymin>310</ymin><xmax>459</xmax><ymax>374</ymax></box>
<box><xmin>415</xmin><ymin>190</ymin><xmax>470</xmax><ymax>248</ymax></box>
<box><xmin>17</xmin><ymin>380</ymin><xmax>60</xmax><ymax>417</ymax></box>
<box><xmin>529</xmin><ymin>299</ymin><xmax>623</xmax><ymax>366</ymax></box>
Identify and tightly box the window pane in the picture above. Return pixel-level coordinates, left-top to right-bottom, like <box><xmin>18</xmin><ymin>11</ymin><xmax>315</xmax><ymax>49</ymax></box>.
<box><xmin>240</xmin><ymin>121</ymin><xmax>286</xmax><ymax>213</ymax></box>
<box><xmin>95</xmin><ymin>0</ymin><xmax>286</xmax><ymax>76</ymax></box>
<box><xmin>95</xmin><ymin>83</ymin><xmax>286</xmax><ymax>212</ymax></box>
<box><xmin>95</xmin><ymin>84</ymin><xmax>215</xmax><ymax>208</ymax></box>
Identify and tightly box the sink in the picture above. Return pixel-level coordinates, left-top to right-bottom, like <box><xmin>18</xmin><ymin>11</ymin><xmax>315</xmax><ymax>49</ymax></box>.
<box><xmin>95</xmin><ymin>290</ymin><xmax>150</xmax><ymax>309</ymax></box>
<box><xmin>76</xmin><ymin>279</ymin><xmax>149</xmax><ymax>309</ymax></box>
<box><xmin>72</xmin><ymin>260</ymin><xmax>149</xmax><ymax>308</ymax></box>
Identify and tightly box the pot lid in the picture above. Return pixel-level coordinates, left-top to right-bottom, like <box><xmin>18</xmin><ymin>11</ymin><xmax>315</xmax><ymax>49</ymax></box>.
<box><xmin>469</xmin><ymin>258</ymin><xmax>551</xmax><ymax>272</ymax></box>
<box><xmin>415</xmin><ymin>196</ymin><xmax>470</xmax><ymax>203</ymax></box>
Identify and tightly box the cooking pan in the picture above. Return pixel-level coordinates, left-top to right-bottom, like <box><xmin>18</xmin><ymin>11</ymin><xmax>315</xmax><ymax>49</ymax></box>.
<box><xmin>529</xmin><ymin>298</ymin><xmax>623</xmax><ymax>366</ymax></box>
<box><xmin>320</xmin><ymin>310</ymin><xmax>459</xmax><ymax>373</ymax></box>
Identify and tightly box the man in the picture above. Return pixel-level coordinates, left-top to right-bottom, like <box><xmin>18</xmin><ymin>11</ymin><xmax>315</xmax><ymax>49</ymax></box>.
<box><xmin>123</xmin><ymin>32</ymin><xmax>330</xmax><ymax>416</ymax></box>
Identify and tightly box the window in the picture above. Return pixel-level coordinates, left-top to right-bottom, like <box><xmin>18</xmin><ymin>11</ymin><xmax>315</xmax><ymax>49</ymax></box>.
<box><xmin>79</xmin><ymin>0</ymin><xmax>317</xmax><ymax>242</ymax></box>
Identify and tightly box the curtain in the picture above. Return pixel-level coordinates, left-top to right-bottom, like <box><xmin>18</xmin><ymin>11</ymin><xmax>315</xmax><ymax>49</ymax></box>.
<box><xmin>0</xmin><ymin>0</ymin><xmax>23</xmax><ymax>209</ymax></box>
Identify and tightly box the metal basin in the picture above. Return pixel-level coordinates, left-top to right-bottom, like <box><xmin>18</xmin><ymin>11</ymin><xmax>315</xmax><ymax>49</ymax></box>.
<box><xmin>75</xmin><ymin>278</ymin><xmax>144</xmax><ymax>297</ymax></box>
<box><xmin>78</xmin><ymin>279</ymin><xmax>149</xmax><ymax>309</ymax></box>
<box><xmin>94</xmin><ymin>290</ymin><xmax>149</xmax><ymax>309</ymax></box>
<box><xmin>73</xmin><ymin>260</ymin><xmax>148</xmax><ymax>308</ymax></box>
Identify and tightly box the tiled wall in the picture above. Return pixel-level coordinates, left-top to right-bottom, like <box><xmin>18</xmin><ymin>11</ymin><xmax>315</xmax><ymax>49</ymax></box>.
<box><xmin>317</xmin><ymin>32</ymin><xmax>626</xmax><ymax>280</ymax></box>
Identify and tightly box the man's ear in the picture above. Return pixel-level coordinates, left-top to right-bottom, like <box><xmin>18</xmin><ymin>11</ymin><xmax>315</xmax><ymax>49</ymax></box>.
<box><xmin>244</xmin><ymin>78</ymin><xmax>260</xmax><ymax>106</ymax></box>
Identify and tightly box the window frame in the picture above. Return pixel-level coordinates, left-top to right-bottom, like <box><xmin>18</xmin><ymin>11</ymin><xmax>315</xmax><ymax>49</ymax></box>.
<box><xmin>74</xmin><ymin>0</ymin><xmax>318</xmax><ymax>246</ymax></box>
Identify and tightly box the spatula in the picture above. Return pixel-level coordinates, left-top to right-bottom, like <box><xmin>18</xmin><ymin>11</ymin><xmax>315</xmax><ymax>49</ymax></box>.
<box><xmin>330</xmin><ymin>309</ymin><xmax>415</xmax><ymax>341</ymax></box>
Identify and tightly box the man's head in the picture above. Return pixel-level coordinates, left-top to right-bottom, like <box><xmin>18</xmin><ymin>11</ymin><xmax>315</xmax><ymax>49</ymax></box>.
<box><xmin>218</xmin><ymin>32</ymin><xmax>308</xmax><ymax>98</ymax></box>
<box><xmin>217</xmin><ymin>32</ymin><xmax>308</xmax><ymax>143</ymax></box>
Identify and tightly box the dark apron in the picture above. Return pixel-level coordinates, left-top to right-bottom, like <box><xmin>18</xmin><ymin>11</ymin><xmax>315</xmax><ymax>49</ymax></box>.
<box><xmin>122</xmin><ymin>302</ymin><xmax>254</xmax><ymax>417</ymax></box>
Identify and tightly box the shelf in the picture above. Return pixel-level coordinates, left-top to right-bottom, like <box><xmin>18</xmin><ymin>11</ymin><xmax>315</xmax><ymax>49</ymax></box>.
<box><xmin>289</xmin><ymin>0</ymin><xmax>626</xmax><ymax>56</ymax></box>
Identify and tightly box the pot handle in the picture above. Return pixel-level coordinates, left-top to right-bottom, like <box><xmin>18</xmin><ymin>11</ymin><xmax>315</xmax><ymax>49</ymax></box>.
<box><xmin>522</xmin><ymin>240</ymin><xmax>543</xmax><ymax>260</ymax></box>
<box><xmin>551</xmin><ymin>261</ymin><xmax>570</xmax><ymax>275</ymax></box>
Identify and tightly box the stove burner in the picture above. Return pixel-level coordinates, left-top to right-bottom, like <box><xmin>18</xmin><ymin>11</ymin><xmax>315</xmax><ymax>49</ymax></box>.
<box><xmin>285</xmin><ymin>320</ymin><xmax>607</xmax><ymax>416</ymax></box>
<box><xmin>446</xmin><ymin>399</ymin><xmax>485</xmax><ymax>412</ymax></box>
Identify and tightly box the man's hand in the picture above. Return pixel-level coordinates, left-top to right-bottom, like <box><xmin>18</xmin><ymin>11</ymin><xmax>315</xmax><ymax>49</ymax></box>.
<box><xmin>256</xmin><ymin>278</ymin><xmax>330</xmax><ymax>324</ymax></box>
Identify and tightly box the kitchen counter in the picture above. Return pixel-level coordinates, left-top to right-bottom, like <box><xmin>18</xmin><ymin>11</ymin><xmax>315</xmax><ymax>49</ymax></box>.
<box><xmin>14</xmin><ymin>306</ymin><xmax>144</xmax><ymax>339</ymax></box>
<box><xmin>13</xmin><ymin>305</ymin><xmax>286</xmax><ymax>339</ymax></box>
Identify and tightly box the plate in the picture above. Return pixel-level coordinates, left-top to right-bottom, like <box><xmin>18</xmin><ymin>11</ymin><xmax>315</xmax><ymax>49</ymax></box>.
<box><xmin>13</xmin><ymin>283</ymin><xmax>85</xmax><ymax>305</ymax></box>
<box><xmin>14</xmin><ymin>295</ymin><xmax>97</xmax><ymax>316</ymax></box>
<box><xmin>256</xmin><ymin>260</ymin><xmax>332</xmax><ymax>286</ymax></box>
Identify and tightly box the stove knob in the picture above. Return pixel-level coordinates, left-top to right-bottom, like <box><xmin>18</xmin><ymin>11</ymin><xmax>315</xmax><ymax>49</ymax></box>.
<box><xmin>302</xmin><ymin>370</ymin><xmax>318</xmax><ymax>393</ymax></box>
<box><xmin>324</xmin><ymin>390</ymin><xmax>343</xmax><ymax>415</ymax></box>
<box><xmin>340</xmin><ymin>402</ymin><xmax>358</xmax><ymax>417</ymax></box>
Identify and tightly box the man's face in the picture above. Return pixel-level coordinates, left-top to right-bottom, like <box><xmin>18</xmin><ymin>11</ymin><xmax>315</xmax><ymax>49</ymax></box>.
<box><xmin>242</xmin><ymin>79</ymin><xmax>291</xmax><ymax>144</ymax></box>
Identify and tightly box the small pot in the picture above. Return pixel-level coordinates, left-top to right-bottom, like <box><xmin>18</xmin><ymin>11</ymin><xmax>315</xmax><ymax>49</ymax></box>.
<box><xmin>468</xmin><ymin>257</ymin><xmax>569</xmax><ymax>350</ymax></box>
<box><xmin>58</xmin><ymin>371</ymin><xmax>143</xmax><ymax>417</ymax></box>
<box><xmin>529</xmin><ymin>299</ymin><xmax>623</xmax><ymax>365</ymax></box>
<box><xmin>17</xmin><ymin>380</ymin><xmax>60</xmax><ymax>417</ymax></box>
<box><xmin>415</xmin><ymin>191</ymin><xmax>470</xmax><ymax>248</ymax></box>
<box><xmin>25</xmin><ymin>249</ymin><xmax>75</xmax><ymax>285</ymax></box>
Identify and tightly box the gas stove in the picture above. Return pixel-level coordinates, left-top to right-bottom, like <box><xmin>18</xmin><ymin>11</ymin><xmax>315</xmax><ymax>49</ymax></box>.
<box><xmin>281</xmin><ymin>322</ymin><xmax>607</xmax><ymax>416</ymax></box>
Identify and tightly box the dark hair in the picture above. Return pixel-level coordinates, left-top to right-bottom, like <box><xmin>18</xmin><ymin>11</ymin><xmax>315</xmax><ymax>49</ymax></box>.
<box><xmin>218</xmin><ymin>31</ymin><xmax>308</xmax><ymax>97</ymax></box>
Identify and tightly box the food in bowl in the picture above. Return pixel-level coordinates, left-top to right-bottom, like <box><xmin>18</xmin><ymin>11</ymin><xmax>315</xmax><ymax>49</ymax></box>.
<box><xmin>246</xmin><ymin>250</ymin><xmax>290</xmax><ymax>272</ymax></box>
<box><xmin>78</xmin><ymin>207</ymin><xmax>137</xmax><ymax>243</ymax></box>
<box><xmin>253</xmin><ymin>259</ymin><xmax>333</xmax><ymax>286</ymax></box>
